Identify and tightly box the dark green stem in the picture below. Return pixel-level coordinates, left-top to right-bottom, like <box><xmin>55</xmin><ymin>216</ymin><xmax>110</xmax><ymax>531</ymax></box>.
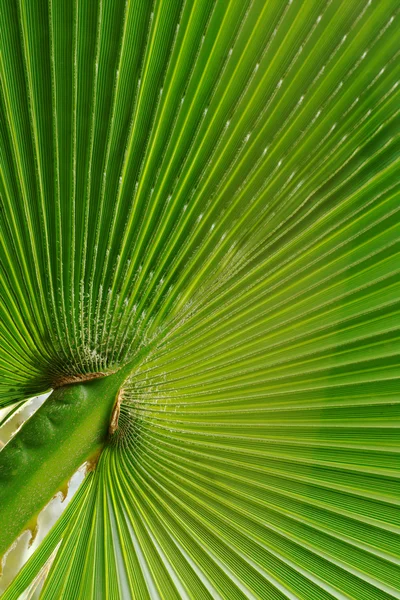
<box><xmin>0</xmin><ymin>365</ymin><xmax>132</xmax><ymax>557</ymax></box>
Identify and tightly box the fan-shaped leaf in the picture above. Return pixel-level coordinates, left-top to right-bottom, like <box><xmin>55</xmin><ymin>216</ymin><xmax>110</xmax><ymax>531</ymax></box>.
<box><xmin>1</xmin><ymin>0</ymin><xmax>399</xmax><ymax>598</ymax></box>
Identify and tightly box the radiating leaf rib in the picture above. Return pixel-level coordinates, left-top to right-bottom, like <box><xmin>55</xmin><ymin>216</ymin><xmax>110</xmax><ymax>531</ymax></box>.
<box><xmin>1</xmin><ymin>475</ymin><xmax>92</xmax><ymax>600</ymax></box>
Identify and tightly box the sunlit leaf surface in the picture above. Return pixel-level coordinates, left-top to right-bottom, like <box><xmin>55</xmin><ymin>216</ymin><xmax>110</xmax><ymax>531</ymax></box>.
<box><xmin>1</xmin><ymin>0</ymin><xmax>400</xmax><ymax>598</ymax></box>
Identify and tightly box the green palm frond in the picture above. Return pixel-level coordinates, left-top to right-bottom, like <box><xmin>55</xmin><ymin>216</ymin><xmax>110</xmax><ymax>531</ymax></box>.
<box><xmin>1</xmin><ymin>0</ymin><xmax>400</xmax><ymax>598</ymax></box>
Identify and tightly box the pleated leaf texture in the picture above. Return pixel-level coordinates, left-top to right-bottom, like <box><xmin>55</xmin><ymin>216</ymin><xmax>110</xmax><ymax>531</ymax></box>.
<box><xmin>1</xmin><ymin>0</ymin><xmax>400</xmax><ymax>598</ymax></box>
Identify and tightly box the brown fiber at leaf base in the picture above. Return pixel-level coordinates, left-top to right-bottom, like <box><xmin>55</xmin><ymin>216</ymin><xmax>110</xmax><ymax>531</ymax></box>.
<box><xmin>84</xmin><ymin>449</ymin><xmax>102</xmax><ymax>475</ymax></box>
<box><xmin>109</xmin><ymin>389</ymin><xmax>123</xmax><ymax>435</ymax></box>
<box><xmin>52</xmin><ymin>371</ymin><xmax>112</xmax><ymax>388</ymax></box>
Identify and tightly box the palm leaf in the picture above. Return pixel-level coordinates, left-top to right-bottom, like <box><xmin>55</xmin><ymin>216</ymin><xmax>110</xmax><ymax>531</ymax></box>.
<box><xmin>1</xmin><ymin>0</ymin><xmax>400</xmax><ymax>598</ymax></box>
